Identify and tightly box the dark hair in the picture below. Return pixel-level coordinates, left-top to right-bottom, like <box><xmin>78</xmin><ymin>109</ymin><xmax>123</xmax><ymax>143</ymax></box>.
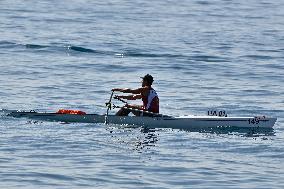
<box><xmin>141</xmin><ymin>74</ymin><xmax>154</xmax><ymax>85</ymax></box>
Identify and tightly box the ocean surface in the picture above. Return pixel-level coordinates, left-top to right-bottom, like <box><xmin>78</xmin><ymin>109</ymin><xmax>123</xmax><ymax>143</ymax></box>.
<box><xmin>0</xmin><ymin>0</ymin><xmax>283</xmax><ymax>188</ymax></box>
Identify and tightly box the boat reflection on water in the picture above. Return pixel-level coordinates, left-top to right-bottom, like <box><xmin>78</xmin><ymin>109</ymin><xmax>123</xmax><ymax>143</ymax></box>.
<box><xmin>175</xmin><ymin>126</ymin><xmax>276</xmax><ymax>138</ymax></box>
<box><xmin>105</xmin><ymin>124</ymin><xmax>275</xmax><ymax>153</ymax></box>
<box><xmin>126</xmin><ymin>123</ymin><xmax>276</xmax><ymax>137</ymax></box>
<box><xmin>105</xmin><ymin>126</ymin><xmax>159</xmax><ymax>152</ymax></box>
<box><xmin>134</xmin><ymin>128</ymin><xmax>158</xmax><ymax>151</ymax></box>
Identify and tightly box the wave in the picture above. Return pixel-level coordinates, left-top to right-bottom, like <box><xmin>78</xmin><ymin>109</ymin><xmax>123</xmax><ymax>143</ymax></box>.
<box><xmin>0</xmin><ymin>41</ymin><xmax>113</xmax><ymax>55</ymax></box>
<box><xmin>0</xmin><ymin>40</ymin><xmax>229</xmax><ymax>61</ymax></box>
<box><xmin>0</xmin><ymin>40</ymin><xmax>19</xmax><ymax>48</ymax></box>
<box><xmin>121</xmin><ymin>51</ymin><xmax>182</xmax><ymax>58</ymax></box>
<box><xmin>68</xmin><ymin>46</ymin><xmax>98</xmax><ymax>53</ymax></box>
<box><xmin>25</xmin><ymin>44</ymin><xmax>49</xmax><ymax>49</ymax></box>
<box><xmin>240</xmin><ymin>55</ymin><xmax>274</xmax><ymax>60</ymax></box>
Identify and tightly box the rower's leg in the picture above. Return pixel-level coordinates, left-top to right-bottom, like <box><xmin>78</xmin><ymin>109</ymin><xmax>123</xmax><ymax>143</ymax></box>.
<box><xmin>139</xmin><ymin>112</ymin><xmax>154</xmax><ymax>117</ymax></box>
<box><xmin>115</xmin><ymin>108</ymin><xmax>130</xmax><ymax>116</ymax></box>
<box><xmin>131</xmin><ymin>110</ymin><xmax>141</xmax><ymax>116</ymax></box>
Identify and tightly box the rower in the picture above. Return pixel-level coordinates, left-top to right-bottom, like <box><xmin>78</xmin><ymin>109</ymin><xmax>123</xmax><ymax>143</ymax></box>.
<box><xmin>112</xmin><ymin>74</ymin><xmax>159</xmax><ymax>116</ymax></box>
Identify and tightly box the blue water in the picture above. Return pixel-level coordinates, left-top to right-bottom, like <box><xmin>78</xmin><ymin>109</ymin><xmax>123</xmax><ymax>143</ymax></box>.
<box><xmin>0</xmin><ymin>0</ymin><xmax>284</xmax><ymax>188</ymax></box>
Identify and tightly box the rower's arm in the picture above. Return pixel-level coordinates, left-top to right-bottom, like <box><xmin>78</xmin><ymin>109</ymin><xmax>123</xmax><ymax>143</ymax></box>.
<box><xmin>116</xmin><ymin>94</ymin><xmax>142</xmax><ymax>100</ymax></box>
<box><xmin>112</xmin><ymin>88</ymin><xmax>143</xmax><ymax>94</ymax></box>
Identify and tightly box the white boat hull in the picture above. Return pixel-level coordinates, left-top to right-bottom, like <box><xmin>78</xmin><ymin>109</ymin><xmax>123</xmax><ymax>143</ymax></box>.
<box><xmin>7</xmin><ymin>111</ymin><xmax>277</xmax><ymax>129</ymax></box>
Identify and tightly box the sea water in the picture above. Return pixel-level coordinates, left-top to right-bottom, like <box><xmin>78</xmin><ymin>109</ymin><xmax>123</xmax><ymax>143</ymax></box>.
<box><xmin>0</xmin><ymin>0</ymin><xmax>283</xmax><ymax>188</ymax></box>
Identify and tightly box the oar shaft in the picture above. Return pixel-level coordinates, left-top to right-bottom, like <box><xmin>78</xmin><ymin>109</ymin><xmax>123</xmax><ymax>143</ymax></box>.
<box><xmin>115</xmin><ymin>96</ymin><xmax>127</xmax><ymax>104</ymax></box>
<box><xmin>105</xmin><ymin>91</ymin><xmax>114</xmax><ymax>124</ymax></box>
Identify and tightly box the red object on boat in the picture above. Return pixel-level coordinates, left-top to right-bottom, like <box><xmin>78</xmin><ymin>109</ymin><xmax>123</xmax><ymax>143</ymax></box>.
<box><xmin>56</xmin><ymin>109</ymin><xmax>86</xmax><ymax>115</ymax></box>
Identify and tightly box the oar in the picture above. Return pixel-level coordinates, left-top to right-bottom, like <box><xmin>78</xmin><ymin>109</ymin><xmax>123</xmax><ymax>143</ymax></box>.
<box><xmin>114</xmin><ymin>95</ymin><xmax>128</xmax><ymax>104</ymax></box>
<box><xmin>105</xmin><ymin>91</ymin><xmax>114</xmax><ymax>124</ymax></box>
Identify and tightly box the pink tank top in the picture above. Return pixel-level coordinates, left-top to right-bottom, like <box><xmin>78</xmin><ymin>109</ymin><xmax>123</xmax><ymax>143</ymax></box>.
<box><xmin>142</xmin><ymin>88</ymin><xmax>159</xmax><ymax>113</ymax></box>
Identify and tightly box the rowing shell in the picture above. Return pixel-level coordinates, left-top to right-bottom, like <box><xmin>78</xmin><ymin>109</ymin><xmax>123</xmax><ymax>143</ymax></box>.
<box><xmin>7</xmin><ymin>111</ymin><xmax>277</xmax><ymax>129</ymax></box>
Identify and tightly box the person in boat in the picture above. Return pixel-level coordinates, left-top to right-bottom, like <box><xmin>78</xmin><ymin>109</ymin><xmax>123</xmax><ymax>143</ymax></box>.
<box><xmin>112</xmin><ymin>74</ymin><xmax>159</xmax><ymax>116</ymax></box>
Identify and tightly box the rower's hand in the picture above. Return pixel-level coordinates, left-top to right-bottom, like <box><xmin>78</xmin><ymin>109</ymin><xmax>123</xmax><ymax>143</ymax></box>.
<box><xmin>114</xmin><ymin>95</ymin><xmax>121</xmax><ymax>100</ymax></box>
<box><xmin>112</xmin><ymin>88</ymin><xmax>120</xmax><ymax>92</ymax></box>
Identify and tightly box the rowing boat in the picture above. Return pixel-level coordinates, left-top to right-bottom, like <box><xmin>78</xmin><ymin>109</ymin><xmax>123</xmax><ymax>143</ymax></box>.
<box><xmin>7</xmin><ymin>111</ymin><xmax>277</xmax><ymax>129</ymax></box>
<box><xmin>2</xmin><ymin>92</ymin><xmax>277</xmax><ymax>129</ymax></box>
